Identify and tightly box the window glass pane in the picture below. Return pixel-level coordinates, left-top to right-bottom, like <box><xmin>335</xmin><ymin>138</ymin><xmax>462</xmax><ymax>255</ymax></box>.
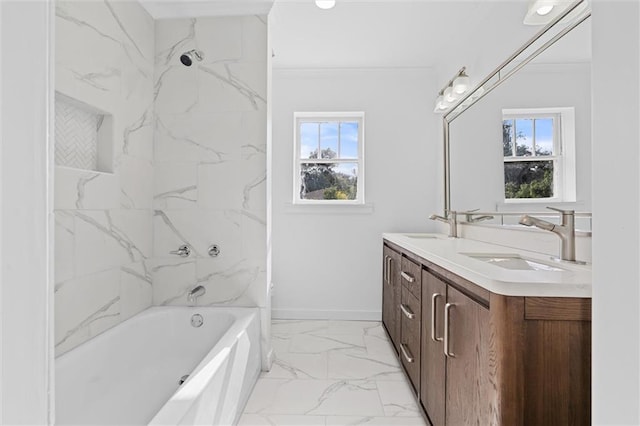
<box><xmin>503</xmin><ymin>119</ymin><xmax>514</xmax><ymax>156</ymax></box>
<box><xmin>534</xmin><ymin>118</ymin><xmax>554</xmax><ymax>155</ymax></box>
<box><xmin>339</xmin><ymin>122</ymin><xmax>359</xmax><ymax>159</ymax></box>
<box><xmin>300</xmin><ymin>162</ymin><xmax>358</xmax><ymax>200</ymax></box>
<box><xmin>515</xmin><ymin>119</ymin><xmax>533</xmax><ymax>156</ymax></box>
<box><xmin>300</xmin><ymin>122</ymin><xmax>318</xmax><ymax>159</ymax></box>
<box><xmin>320</xmin><ymin>122</ymin><xmax>338</xmax><ymax>159</ymax></box>
<box><xmin>504</xmin><ymin>160</ymin><xmax>554</xmax><ymax>199</ymax></box>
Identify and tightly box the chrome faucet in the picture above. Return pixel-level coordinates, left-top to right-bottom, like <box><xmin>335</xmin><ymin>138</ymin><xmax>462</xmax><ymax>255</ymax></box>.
<box><xmin>430</xmin><ymin>210</ymin><xmax>458</xmax><ymax>238</ymax></box>
<box><xmin>187</xmin><ymin>285</ymin><xmax>206</xmax><ymax>304</ymax></box>
<box><xmin>519</xmin><ymin>207</ymin><xmax>576</xmax><ymax>262</ymax></box>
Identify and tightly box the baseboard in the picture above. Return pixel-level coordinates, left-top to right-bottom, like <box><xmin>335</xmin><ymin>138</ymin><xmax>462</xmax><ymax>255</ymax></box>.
<box><xmin>272</xmin><ymin>308</ymin><xmax>381</xmax><ymax>321</ymax></box>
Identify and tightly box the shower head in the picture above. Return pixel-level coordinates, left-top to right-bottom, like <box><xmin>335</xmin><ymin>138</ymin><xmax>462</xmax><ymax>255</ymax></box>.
<box><xmin>180</xmin><ymin>49</ymin><xmax>204</xmax><ymax>67</ymax></box>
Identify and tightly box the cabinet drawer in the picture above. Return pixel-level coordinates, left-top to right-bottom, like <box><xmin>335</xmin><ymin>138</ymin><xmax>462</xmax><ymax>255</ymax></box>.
<box><xmin>401</xmin><ymin>288</ymin><xmax>421</xmax><ymax>394</ymax></box>
<box><xmin>401</xmin><ymin>257</ymin><xmax>422</xmax><ymax>300</ymax></box>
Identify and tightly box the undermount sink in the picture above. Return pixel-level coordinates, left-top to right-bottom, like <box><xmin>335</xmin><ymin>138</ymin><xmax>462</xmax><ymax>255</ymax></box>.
<box><xmin>403</xmin><ymin>233</ymin><xmax>438</xmax><ymax>239</ymax></box>
<box><xmin>463</xmin><ymin>253</ymin><xmax>566</xmax><ymax>272</ymax></box>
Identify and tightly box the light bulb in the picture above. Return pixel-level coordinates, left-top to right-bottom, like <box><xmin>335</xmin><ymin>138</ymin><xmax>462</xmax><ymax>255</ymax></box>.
<box><xmin>315</xmin><ymin>0</ymin><xmax>336</xmax><ymax>9</ymax></box>
<box><xmin>444</xmin><ymin>86</ymin><xmax>458</xmax><ymax>103</ymax></box>
<box><xmin>434</xmin><ymin>95</ymin><xmax>448</xmax><ymax>112</ymax></box>
<box><xmin>453</xmin><ymin>74</ymin><xmax>470</xmax><ymax>94</ymax></box>
<box><xmin>536</xmin><ymin>5</ymin><xmax>554</xmax><ymax>15</ymax></box>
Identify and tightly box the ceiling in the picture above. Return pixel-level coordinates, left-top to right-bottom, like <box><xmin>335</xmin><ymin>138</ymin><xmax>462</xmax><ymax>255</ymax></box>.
<box><xmin>138</xmin><ymin>0</ymin><xmax>589</xmax><ymax>70</ymax></box>
<box><xmin>139</xmin><ymin>0</ymin><xmax>275</xmax><ymax>19</ymax></box>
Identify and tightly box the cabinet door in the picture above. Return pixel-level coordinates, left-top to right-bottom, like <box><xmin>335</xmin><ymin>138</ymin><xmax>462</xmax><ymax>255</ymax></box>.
<box><xmin>445</xmin><ymin>286</ymin><xmax>490</xmax><ymax>425</ymax></box>
<box><xmin>382</xmin><ymin>246</ymin><xmax>402</xmax><ymax>352</ymax></box>
<box><xmin>420</xmin><ymin>271</ymin><xmax>446</xmax><ymax>426</ymax></box>
<box><xmin>400</xmin><ymin>288</ymin><xmax>421</xmax><ymax>394</ymax></box>
<box><xmin>389</xmin><ymin>249</ymin><xmax>402</xmax><ymax>353</ymax></box>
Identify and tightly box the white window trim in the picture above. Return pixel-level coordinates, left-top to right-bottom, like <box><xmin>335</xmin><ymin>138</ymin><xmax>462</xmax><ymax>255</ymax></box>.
<box><xmin>292</xmin><ymin>112</ymin><xmax>365</xmax><ymax>205</ymax></box>
<box><xmin>502</xmin><ymin>107</ymin><xmax>576</xmax><ymax>204</ymax></box>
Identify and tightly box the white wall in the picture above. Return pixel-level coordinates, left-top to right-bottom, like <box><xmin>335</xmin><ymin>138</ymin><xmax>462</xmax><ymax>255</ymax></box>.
<box><xmin>1</xmin><ymin>1</ymin><xmax>53</xmax><ymax>423</ymax></box>
<box><xmin>272</xmin><ymin>68</ymin><xmax>437</xmax><ymax>319</ymax></box>
<box><xmin>54</xmin><ymin>1</ymin><xmax>155</xmax><ymax>356</ymax></box>
<box><xmin>591</xmin><ymin>1</ymin><xmax>640</xmax><ymax>423</ymax></box>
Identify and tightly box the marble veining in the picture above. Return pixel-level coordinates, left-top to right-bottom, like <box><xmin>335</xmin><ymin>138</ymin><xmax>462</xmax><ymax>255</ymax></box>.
<box><xmin>55</xmin><ymin>295</ymin><xmax>120</xmax><ymax>348</ymax></box>
<box><xmin>55</xmin><ymin>0</ymin><xmax>155</xmax><ymax>355</ymax></box>
<box><xmin>240</xmin><ymin>320</ymin><xmax>427</xmax><ymax>425</ymax></box>
<box><xmin>199</xmin><ymin>63</ymin><xmax>267</xmax><ymax>110</ymax></box>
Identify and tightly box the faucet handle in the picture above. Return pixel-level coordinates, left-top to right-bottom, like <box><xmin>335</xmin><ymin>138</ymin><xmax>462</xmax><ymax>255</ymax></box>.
<box><xmin>546</xmin><ymin>206</ymin><xmax>574</xmax><ymax>214</ymax></box>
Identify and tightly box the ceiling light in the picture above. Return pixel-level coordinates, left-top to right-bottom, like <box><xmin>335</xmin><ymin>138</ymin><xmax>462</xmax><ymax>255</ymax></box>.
<box><xmin>453</xmin><ymin>72</ymin><xmax>470</xmax><ymax>94</ymax></box>
<box><xmin>524</xmin><ymin>0</ymin><xmax>566</xmax><ymax>25</ymax></box>
<box><xmin>315</xmin><ymin>0</ymin><xmax>336</xmax><ymax>9</ymax></box>
<box><xmin>434</xmin><ymin>67</ymin><xmax>471</xmax><ymax>114</ymax></box>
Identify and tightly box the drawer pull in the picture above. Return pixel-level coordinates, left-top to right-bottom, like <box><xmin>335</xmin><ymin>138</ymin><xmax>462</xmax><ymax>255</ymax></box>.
<box><xmin>431</xmin><ymin>293</ymin><xmax>443</xmax><ymax>342</ymax></box>
<box><xmin>444</xmin><ymin>303</ymin><xmax>455</xmax><ymax>358</ymax></box>
<box><xmin>400</xmin><ymin>271</ymin><xmax>415</xmax><ymax>283</ymax></box>
<box><xmin>400</xmin><ymin>303</ymin><xmax>415</xmax><ymax>319</ymax></box>
<box><xmin>400</xmin><ymin>343</ymin><xmax>415</xmax><ymax>363</ymax></box>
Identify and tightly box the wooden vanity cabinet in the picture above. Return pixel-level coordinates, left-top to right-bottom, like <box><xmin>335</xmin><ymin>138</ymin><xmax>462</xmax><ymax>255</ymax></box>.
<box><xmin>382</xmin><ymin>245</ymin><xmax>401</xmax><ymax>353</ymax></box>
<box><xmin>399</xmin><ymin>256</ymin><xmax>422</xmax><ymax>393</ymax></box>
<box><xmin>420</xmin><ymin>269</ymin><xmax>490</xmax><ymax>426</ymax></box>
<box><xmin>382</xmin><ymin>239</ymin><xmax>591</xmax><ymax>426</ymax></box>
<box><xmin>420</xmin><ymin>271</ymin><xmax>446</xmax><ymax>426</ymax></box>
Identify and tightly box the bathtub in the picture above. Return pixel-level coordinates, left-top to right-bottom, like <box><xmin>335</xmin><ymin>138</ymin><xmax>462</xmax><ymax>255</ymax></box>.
<box><xmin>55</xmin><ymin>306</ymin><xmax>261</xmax><ymax>425</ymax></box>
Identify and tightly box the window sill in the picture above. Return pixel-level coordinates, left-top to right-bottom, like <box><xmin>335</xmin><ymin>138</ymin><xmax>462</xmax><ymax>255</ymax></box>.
<box><xmin>283</xmin><ymin>202</ymin><xmax>374</xmax><ymax>215</ymax></box>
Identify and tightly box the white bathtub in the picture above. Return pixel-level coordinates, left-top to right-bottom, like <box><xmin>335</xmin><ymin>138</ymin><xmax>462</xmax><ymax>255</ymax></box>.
<box><xmin>56</xmin><ymin>306</ymin><xmax>261</xmax><ymax>425</ymax></box>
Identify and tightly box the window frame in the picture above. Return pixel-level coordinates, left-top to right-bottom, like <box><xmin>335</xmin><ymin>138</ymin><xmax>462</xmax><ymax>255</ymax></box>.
<box><xmin>292</xmin><ymin>112</ymin><xmax>365</xmax><ymax>205</ymax></box>
<box><xmin>501</xmin><ymin>107</ymin><xmax>576</xmax><ymax>204</ymax></box>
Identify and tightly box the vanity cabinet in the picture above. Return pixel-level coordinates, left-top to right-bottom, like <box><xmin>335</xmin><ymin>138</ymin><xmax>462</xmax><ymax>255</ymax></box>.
<box><xmin>399</xmin><ymin>257</ymin><xmax>422</xmax><ymax>393</ymax></box>
<box><xmin>382</xmin><ymin>238</ymin><xmax>591</xmax><ymax>426</ymax></box>
<box><xmin>382</xmin><ymin>245</ymin><xmax>401</xmax><ymax>353</ymax></box>
<box><xmin>420</xmin><ymin>269</ymin><xmax>490</xmax><ymax>425</ymax></box>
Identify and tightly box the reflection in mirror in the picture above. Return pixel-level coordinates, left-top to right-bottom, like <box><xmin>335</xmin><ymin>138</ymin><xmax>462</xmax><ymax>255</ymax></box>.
<box><xmin>448</xmin><ymin>14</ymin><xmax>591</xmax><ymax>231</ymax></box>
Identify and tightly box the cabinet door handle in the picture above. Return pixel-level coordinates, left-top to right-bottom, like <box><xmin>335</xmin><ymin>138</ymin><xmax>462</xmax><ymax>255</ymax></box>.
<box><xmin>400</xmin><ymin>303</ymin><xmax>415</xmax><ymax>319</ymax></box>
<box><xmin>444</xmin><ymin>303</ymin><xmax>455</xmax><ymax>358</ymax></box>
<box><xmin>383</xmin><ymin>255</ymin><xmax>389</xmax><ymax>283</ymax></box>
<box><xmin>400</xmin><ymin>271</ymin><xmax>415</xmax><ymax>283</ymax></box>
<box><xmin>400</xmin><ymin>343</ymin><xmax>415</xmax><ymax>363</ymax></box>
<box><xmin>431</xmin><ymin>293</ymin><xmax>443</xmax><ymax>342</ymax></box>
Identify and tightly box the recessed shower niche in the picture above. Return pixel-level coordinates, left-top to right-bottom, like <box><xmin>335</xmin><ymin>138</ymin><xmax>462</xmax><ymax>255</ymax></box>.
<box><xmin>55</xmin><ymin>92</ymin><xmax>114</xmax><ymax>173</ymax></box>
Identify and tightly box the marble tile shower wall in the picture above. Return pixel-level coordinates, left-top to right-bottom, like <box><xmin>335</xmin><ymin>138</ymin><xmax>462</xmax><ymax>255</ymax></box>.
<box><xmin>54</xmin><ymin>1</ymin><xmax>155</xmax><ymax>355</ymax></box>
<box><xmin>152</xmin><ymin>18</ymin><xmax>267</xmax><ymax>309</ymax></box>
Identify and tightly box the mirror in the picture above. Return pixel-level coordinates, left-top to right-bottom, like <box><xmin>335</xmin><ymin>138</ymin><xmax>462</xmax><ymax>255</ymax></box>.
<box><xmin>444</xmin><ymin>1</ymin><xmax>592</xmax><ymax>229</ymax></box>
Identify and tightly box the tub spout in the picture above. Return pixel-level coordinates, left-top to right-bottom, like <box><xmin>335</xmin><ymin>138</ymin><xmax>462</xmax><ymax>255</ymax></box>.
<box><xmin>187</xmin><ymin>285</ymin><xmax>206</xmax><ymax>304</ymax></box>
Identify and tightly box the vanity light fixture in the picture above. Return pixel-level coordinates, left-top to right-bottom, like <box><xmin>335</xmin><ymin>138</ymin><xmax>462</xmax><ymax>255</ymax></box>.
<box><xmin>315</xmin><ymin>0</ymin><xmax>336</xmax><ymax>9</ymax></box>
<box><xmin>433</xmin><ymin>67</ymin><xmax>471</xmax><ymax>114</ymax></box>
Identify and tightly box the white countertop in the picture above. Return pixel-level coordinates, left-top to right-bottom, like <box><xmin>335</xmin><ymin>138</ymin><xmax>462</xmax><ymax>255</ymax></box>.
<box><xmin>383</xmin><ymin>233</ymin><xmax>591</xmax><ymax>298</ymax></box>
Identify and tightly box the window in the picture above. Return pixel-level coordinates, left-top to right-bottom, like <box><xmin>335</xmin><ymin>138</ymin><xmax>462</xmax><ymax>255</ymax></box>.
<box><xmin>293</xmin><ymin>112</ymin><xmax>364</xmax><ymax>204</ymax></box>
<box><xmin>502</xmin><ymin>108</ymin><xmax>576</xmax><ymax>203</ymax></box>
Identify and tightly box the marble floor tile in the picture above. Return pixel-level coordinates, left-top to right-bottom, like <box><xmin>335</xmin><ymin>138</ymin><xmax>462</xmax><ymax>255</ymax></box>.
<box><xmin>244</xmin><ymin>379</ymin><xmax>384</xmax><ymax>416</ymax></box>
<box><xmin>328</xmin><ymin>349</ymin><xmax>403</xmax><ymax>381</ymax></box>
<box><xmin>289</xmin><ymin>333</ymin><xmax>366</xmax><ymax>354</ymax></box>
<box><xmin>376</xmin><ymin>380</ymin><xmax>422</xmax><ymax>417</ymax></box>
<box><xmin>271</xmin><ymin>320</ymin><xmax>328</xmax><ymax>336</ymax></box>
<box><xmin>325</xmin><ymin>416</ymin><xmax>428</xmax><ymax>425</ymax></box>
<box><xmin>238</xmin><ymin>413</ymin><xmax>326</xmax><ymax>426</ymax></box>
<box><xmin>261</xmin><ymin>352</ymin><xmax>328</xmax><ymax>380</ymax></box>
<box><xmin>243</xmin><ymin>320</ymin><xmax>424</xmax><ymax>425</ymax></box>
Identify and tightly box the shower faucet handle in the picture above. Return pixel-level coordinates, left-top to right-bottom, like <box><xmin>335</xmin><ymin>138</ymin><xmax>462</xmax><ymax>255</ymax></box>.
<box><xmin>170</xmin><ymin>244</ymin><xmax>191</xmax><ymax>257</ymax></box>
<box><xmin>208</xmin><ymin>244</ymin><xmax>220</xmax><ymax>257</ymax></box>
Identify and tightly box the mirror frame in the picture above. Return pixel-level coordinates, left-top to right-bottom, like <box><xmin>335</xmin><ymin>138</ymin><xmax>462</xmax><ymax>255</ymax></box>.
<box><xmin>442</xmin><ymin>0</ymin><xmax>591</xmax><ymax>216</ymax></box>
